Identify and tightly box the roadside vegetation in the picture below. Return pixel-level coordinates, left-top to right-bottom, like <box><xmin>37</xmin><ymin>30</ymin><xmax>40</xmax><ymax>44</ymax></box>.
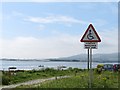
<box><xmin>2</xmin><ymin>67</ymin><xmax>119</xmax><ymax>88</ymax></box>
<box><xmin>2</xmin><ymin>67</ymin><xmax>81</xmax><ymax>85</ymax></box>
<box><xmin>16</xmin><ymin>69</ymin><xmax>119</xmax><ymax>88</ymax></box>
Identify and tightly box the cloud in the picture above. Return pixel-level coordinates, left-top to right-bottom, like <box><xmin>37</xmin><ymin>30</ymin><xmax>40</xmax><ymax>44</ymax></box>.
<box><xmin>24</xmin><ymin>15</ymin><xmax>88</xmax><ymax>25</ymax></box>
<box><xmin>94</xmin><ymin>28</ymin><xmax>118</xmax><ymax>54</ymax></box>
<box><xmin>0</xmin><ymin>35</ymin><xmax>84</xmax><ymax>59</ymax></box>
<box><xmin>0</xmin><ymin>27</ymin><xmax>118</xmax><ymax>59</ymax></box>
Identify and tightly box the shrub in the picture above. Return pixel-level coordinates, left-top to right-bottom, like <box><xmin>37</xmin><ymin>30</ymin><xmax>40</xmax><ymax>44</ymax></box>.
<box><xmin>2</xmin><ymin>76</ymin><xmax>10</xmax><ymax>85</ymax></box>
<box><xmin>97</xmin><ymin>64</ymin><xmax>103</xmax><ymax>68</ymax></box>
<box><xmin>68</xmin><ymin>67</ymin><xmax>73</xmax><ymax>71</ymax></box>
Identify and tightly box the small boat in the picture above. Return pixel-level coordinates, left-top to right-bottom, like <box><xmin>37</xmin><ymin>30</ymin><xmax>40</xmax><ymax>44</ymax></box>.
<box><xmin>38</xmin><ymin>65</ymin><xmax>44</xmax><ymax>67</ymax></box>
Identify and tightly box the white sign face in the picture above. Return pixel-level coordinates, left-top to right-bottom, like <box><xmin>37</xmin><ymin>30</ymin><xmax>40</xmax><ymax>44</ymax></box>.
<box><xmin>81</xmin><ymin>24</ymin><xmax>101</xmax><ymax>42</ymax></box>
<box><xmin>84</xmin><ymin>42</ymin><xmax>98</xmax><ymax>49</ymax></box>
<box><xmin>82</xmin><ymin>27</ymin><xmax>99</xmax><ymax>41</ymax></box>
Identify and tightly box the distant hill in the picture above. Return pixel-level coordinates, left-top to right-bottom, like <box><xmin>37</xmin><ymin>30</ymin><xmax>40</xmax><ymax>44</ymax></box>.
<box><xmin>50</xmin><ymin>53</ymin><xmax>119</xmax><ymax>63</ymax></box>
<box><xmin>1</xmin><ymin>53</ymin><xmax>119</xmax><ymax>63</ymax></box>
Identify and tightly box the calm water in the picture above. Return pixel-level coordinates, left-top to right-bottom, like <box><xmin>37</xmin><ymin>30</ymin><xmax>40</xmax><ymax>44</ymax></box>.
<box><xmin>0</xmin><ymin>60</ymin><xmax>117</xmax><ymax>71</ymax></box>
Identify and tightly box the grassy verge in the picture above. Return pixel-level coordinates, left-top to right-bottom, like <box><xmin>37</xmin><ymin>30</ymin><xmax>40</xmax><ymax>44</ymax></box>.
<box><xmin>17</xmin><ymin>70</ymin><xmax>119</xmax><ymax>88</ymax></box>
<box><xmin>2</xmin><ymin>67</ymin><xmax>82</xmax><ymax>85</ymax></box>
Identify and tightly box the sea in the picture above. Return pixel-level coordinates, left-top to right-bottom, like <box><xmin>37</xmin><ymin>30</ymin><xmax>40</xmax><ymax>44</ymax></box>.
<box><xmin>0</xmin><ymin>60</ymin><xmax>118</xmax><ymax>71</ymax></box>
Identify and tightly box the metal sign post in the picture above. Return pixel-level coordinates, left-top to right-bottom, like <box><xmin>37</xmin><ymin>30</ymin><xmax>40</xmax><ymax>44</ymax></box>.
<box><xmin>88</xmin><ymin>49</ymin><xmax>89</xmax><ymax>71</ymax></box>
<box><xmin>80</xmin><ymin>24</ymin><xmax>101</xmax><ymax>88</ymax></box>
<box><xmin>89</xmin><ymin>47</ymin><xmax>92</xmax><ymax>88</ymax></box>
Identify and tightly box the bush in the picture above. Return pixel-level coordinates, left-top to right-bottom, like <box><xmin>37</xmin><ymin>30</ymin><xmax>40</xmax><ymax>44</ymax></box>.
<box><xmin>95</xmin><ymin>68</ymin><xmax>102</xmax><ymax>74</ymax></box>
<box><xmin>97</xmin><ymin>64</ymin><xmax>103</xmax><ymax>68</ymax></box>
<box><xmin>2</xmin><ymin>76</ymin><xmax>10</xmax><ymax>85</ymax></box>
<box><xmin>68</xmin><ymin>67</ymin><xmax>73</xmax><ymax>71</ymax></box>
<box><xmin>45</xmin><ymin>68</ymin><xmax>55</xmax><ymax>72</ymax></box>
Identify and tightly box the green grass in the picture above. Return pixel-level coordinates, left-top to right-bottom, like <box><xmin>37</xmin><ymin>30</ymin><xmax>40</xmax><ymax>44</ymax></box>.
<box><xmin>17</xmin><ymin>70</ymin><xmax>119</xmax><ymax>88</ymax></box>
<box><xmin>2</xmin><ymin>68</ymin><xmax>82</xmax><ymax>85</ymax></box>
<box><xmin>2</xmin><ymin>68</ymin><xmax>119</xmax><ymax>88</ymax></box>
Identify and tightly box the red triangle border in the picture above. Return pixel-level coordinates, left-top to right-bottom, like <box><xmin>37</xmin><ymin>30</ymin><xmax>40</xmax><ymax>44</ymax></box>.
<box><xmin>80</xmin><ymin>24</ymin><xmax>101</xmax><ymax>42</ymax></box>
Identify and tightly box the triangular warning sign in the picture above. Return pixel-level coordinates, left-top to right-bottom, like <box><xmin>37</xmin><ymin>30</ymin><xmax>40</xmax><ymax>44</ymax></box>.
<box><xmin>80</xmin><ymin>24</ymin><xmax>101</xmax><ymax>42</ymax></box>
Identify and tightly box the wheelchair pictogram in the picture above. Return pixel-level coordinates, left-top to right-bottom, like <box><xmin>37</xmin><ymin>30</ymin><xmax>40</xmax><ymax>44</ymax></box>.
<box><xmin>87</xmin><ymin>30</ymin><xmax>94</xmax><ymax>40</ymax></box>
